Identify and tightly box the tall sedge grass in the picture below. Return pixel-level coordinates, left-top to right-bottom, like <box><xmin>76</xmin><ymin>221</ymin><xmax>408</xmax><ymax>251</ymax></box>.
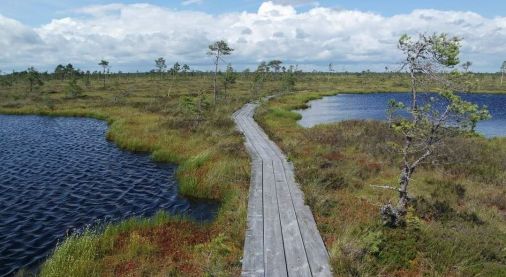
<box><xmin>40</xmin><ymin>232</ymin><xmax>100</xmax><ymax>277</ymax></box>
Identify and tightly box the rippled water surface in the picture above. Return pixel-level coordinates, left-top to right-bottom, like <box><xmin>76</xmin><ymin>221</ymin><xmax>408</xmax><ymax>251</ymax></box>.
<box><xmin>297</xmin><ymin>93</ymin><xmax>506</xmax><ymax>137</ymax></box>
<box><xmin>0</xmin><ymin>115</ymin><xmax>217</xmax><ymax>276</ymax></box>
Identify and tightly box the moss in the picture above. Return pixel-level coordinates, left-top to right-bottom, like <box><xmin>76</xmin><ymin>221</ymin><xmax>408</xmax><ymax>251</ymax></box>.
<box><xmin>377</xmin><ymin>228</ymin><xmax>420</xmax><ymax>270</ymax></box>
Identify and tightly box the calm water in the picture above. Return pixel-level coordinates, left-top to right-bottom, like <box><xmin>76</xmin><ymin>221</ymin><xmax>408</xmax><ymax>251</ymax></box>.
<box><xmin>0</xmin><ymin>115</ymin><xmax>218</xmax><ymax>276</ymax></box>
<box><xmin>297</xmin><ymin>93</ymin><xmax>506</xmax><ymax>138</ymax></box>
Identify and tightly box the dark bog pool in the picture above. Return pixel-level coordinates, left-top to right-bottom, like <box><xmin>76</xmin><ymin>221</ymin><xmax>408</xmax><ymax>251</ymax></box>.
<box><xmin>297</xmin><ymin>93</ymin><xmax>506</xmax><ymax>138</ymax></box>
<box><xmin>0</xmin><ymin>115</ymin><xmax>218</xmax><ymax>276</ymax></box>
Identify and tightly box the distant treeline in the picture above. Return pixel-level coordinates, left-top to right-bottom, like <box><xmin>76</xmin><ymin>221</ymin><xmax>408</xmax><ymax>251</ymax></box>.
<box><xmin>2</xmin><ymin>65</ymin><xmax>505</xmax><ymax>78</ymax></box>
<box><xmin>1</xmin><ymin>60</ymin><xmax>505</xmax><ymax>95</ymax></box>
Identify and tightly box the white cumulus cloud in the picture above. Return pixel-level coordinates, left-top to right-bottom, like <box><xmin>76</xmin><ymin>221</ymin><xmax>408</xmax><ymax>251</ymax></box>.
<box><xmin>181</xmin><ymin>0</ymin><xmax>203</xmax><ymax>6</ymax></box>
<box><xmin>0</xmin><ymin>1</ymin><xmax>505</xmax><ymax>72</ymax></box>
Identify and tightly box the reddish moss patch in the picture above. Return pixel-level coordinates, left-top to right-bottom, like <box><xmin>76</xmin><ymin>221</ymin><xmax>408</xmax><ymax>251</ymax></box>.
<box><xmin>102</xmin><ymin>221</ymin><xmax>212</xmax><ymax>276</ymax></box>
<box><xmin>114</xmin><ymin>260</ymin><xmax>138</xmax><ymax>276</ymax></box>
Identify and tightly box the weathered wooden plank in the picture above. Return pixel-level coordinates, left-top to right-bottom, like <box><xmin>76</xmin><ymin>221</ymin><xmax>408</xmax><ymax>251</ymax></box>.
<box><xmin>235</xmin><ymin>108</ymin><xmax>265</xmax><ymax>277</ymax></box>
<box><xmin>262</xmin><ymin>160</ymin><xmax>288</xmax><ymax>276</ymax></box>
<box><xmin>298</xmin><ymin>205</ymin><xmax>332</xmax><ymax>276</ymax></box>
<box><xmin>240</xmin><ymin>147</ymin><xmax>264</xmax><ymax>276</ymax></box>
<box><xmin>236</xmin><ymin>106</ymin><xmax>284</xmax><ymax>276</ymax></box>
<box><xmin>272</xmin><ymin>143</ymin><xmax>331</xmax><ymax>276</ymax></box>
<box><xmin>242</xmin><ymin>106</ymin><xmax>331</xmax><ymax>276</ymax></box>
<box><xmin>240</xmin><ymin>117</ymin><xmax>287</xmax><ymax>275</ymax></box>
<box><xmin>235</xmin><ymin>101</ymin><xmax>331</xmax><ymax>277</ymax></box>
<box><xmin>272</xmin><ymin>159</ymin><xmax>312</xmax><ymax>277</ymax></box>
<box><xmin>238</xmin><ymin>112</ymin><xmax>289</xmax><ymax>276</ymax></box>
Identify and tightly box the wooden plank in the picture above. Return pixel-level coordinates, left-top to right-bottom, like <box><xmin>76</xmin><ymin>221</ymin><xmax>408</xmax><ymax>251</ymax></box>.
<box><xmin>270</xmin><ymin>141</ymin><xmax>331</xmax><ymax>276</ymax></box>
<box><xmin>272</xmin><ymin>159</ymin><xmax>312</xmax><ymax>276</ymax></box>
<box><xmin>262</xmin><ymin>160</ymin><xmax>288</xmax><ymax>276</ymax></box>
<box><xmin>235</xmin><ymin>109</ymin><xmax>265</xmax><ymax>277</ymax></box>
<box><xmin>297</xmin><ymin>206</ymin><xmax>332</xmax><ymax>276</ymax></box>
<box><xmin>240</xmin><ymin>146</ymin><xmax>264</xmax><ymax>276</ymax></box>
<box><xmin>237</xmin><ymin>105</ymin><xmax>285</xmax><ymax>276</ymax></box>
<box><xmin>240</xmin><ymin>114</ymin><xmax>292</xmax><ymax>276</ymax></box>
<box><xmin>238</xmin><ymin>112</ymin><xmax>288</xmax><ymax>276</ymax></box>
<box><xmin>235</xmin><ymin>102</ymin><xmax>331</xmax><ymax>277</ymax></box>
<box><xmin>240</xmin><ymin>116</ymin><xmax>287</xmax><ymax>276</ymax></box>
<box><xmin>242</xmin><ymin>105</ymin><xmax>331</xmax><ymax>276</ymax></box>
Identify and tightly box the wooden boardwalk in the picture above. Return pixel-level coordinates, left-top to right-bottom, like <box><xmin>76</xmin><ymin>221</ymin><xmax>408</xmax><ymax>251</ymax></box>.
<box><xmin>234</xmin><ymin>103</ymin><xmax>332</xmax><ymax>277</ymax></box>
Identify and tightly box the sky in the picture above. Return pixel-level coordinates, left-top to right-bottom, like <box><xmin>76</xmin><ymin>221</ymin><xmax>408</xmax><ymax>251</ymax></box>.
<box><xmin>0</xmin><ymin>0</ymin><xmax>505</xmax><ymax>72</ymax></box>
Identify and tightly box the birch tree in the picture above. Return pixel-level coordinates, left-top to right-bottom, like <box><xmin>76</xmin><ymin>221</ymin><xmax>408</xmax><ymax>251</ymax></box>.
<box><xmin>380</xmin><ymin>33</ymin><xmax>490</xmax><ymax>227</ymax></box>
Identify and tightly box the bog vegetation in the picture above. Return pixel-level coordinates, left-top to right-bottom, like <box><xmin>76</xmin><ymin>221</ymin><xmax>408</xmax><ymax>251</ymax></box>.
<box><xmin>253</xmin><ymin>35</ymin><xmax>505</xmax><ymax>276</ymax></box>
<box><xmin>1</xmin><ymin>38</ymin><xmax>505</xmax><ymax>275</ymax></box>
<box><xmin>0</xmin><ymin>55</ymin><xmax>310</xmax><ymax>276</ymax></box>
<box><xmin>257</xmin><ymin>91</ymin><xmax>506</xmax><ymax>276</ymax></box>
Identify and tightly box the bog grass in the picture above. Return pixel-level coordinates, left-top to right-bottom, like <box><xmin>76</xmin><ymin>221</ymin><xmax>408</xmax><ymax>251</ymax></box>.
<box><xmin>1</xmin><ymin>72</ymin><xmax>505</xmax><ymax>276</ymax></box>
<box><xmin>2</xmin><ymin>74</ymin><xmax>259</xmax><ymax>276</ymax></box>
<box><xmin>256</xmin><ymin>90</ymin><xmax>506</xmax><ymax>276</ymax></box>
